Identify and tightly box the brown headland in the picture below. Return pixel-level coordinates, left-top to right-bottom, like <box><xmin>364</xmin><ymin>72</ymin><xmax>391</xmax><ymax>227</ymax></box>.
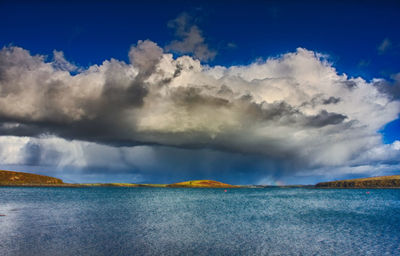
<box><xmin>0</xmin><ymin>170</ymin><xmax>64</xmax><ymax>186</ymax></box>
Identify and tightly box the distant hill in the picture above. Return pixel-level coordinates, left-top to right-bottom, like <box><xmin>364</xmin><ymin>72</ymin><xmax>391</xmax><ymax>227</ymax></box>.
<box><xmin>0</xmin><ymin>170</ymin><xmax>64</xmax><ymax>185</ymax></box>
<box><xmin>3</xmin><ymin>169</ymin><xmax>400</xmax><ymax>189</ymax></box>
<box><xmin>78</xmin><ymin>183</ymin><xmax>167</xmax><ymax>187</ymax></box>
<box><xmin>167</xmin><ymin>180</ymin><xmax>239</xmax><ymax>188</ymax></box>
<box><xmin>0</xmin><ymin>170</ymin><xmax>238</xmax><ymax>188</ymax></box>
<box><xmin>315</xmin><ymin>175</ymin><xmax>400</xmax><ymax>188</ymax></box>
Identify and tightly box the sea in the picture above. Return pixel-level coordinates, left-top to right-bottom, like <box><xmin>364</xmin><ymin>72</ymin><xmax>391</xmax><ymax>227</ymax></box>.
<box><xmin>0</xmin><ymin>187</ymin><xmax>399</xmax><ymax>255</ymax></box>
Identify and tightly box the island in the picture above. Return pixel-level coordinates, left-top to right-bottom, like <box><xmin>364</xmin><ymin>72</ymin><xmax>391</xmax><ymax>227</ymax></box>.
<box><xmin>315</xmin><ymin>175</ymin><xmax>400</xmax><ymax>188</ymax></box>
<box><xmin>167</xmin><ymin>180</ymin><xmax>239</xmax><ymax>188</ymax></box>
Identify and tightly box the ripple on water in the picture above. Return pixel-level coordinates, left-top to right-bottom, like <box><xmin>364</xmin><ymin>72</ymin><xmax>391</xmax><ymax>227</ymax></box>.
<box><xmin>0</xmin><ymin>187</ymin><xmax>399</xmax><ymax>255</ymax></box>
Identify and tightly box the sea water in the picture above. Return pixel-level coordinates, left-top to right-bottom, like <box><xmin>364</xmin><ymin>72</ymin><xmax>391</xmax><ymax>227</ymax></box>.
<box><xmin>0</xmin><ymin>187</ymin><xmax>399</xmax><ymax>255</ymax></box>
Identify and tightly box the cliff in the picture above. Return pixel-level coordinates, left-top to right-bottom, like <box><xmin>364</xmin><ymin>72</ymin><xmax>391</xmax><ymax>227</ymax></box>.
<box><xmin>315</xmin><ymin>175</ymin><xmax>400</xmax><ymax>188</ymax></box>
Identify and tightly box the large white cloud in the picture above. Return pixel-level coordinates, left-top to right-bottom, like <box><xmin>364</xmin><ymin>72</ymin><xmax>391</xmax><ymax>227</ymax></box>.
<box><xmin>0</xmin><ymin>42</ymin><xmax>399</xmax><ymax>182</ymax></box>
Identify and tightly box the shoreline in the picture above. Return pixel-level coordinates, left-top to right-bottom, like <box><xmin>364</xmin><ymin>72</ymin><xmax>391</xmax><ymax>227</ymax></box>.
<box><xmin>2</xmin><ymin>184</ymin><xmax>400</xmax><ymax>189</ymax></box>
<box><xmin>2</xmin><ymin>170</ymin><xmax>400</xmax><ymax>189</ymax></box>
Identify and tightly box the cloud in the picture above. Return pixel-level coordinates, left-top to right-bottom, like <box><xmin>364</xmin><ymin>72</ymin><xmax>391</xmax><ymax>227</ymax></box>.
<box><xmin>0</xmin><ymin>44</ymin><xmax>399</xmax><ymax>182</ymax></box>
<box><xmin>1</xmin><ymin>134</ymin><xmax>399</xmax><ymax>184</ymax></box>
<box><xmin>358</xmin><ymin>59</ymin><xmax>370</xmax><ymax>68</ymax></box>
<box><xmin>129</xmin><ymin>40</ymin><xmax>163</xmax><ymax>77</ymax></box>
<box><xmin>378</xmin><ymin>38</ymin><xmax>392</xmax><ymax>54</ymax></box>
<box><xmin>52</xmin><ymin>50</ymin><xmax>79</xmax><ymax>72</ymax></box>
<box><xmin>165</xmin><ymin>13</ymin><xmax>216</xmax><ymax>61</ymax></box>
<box><xmin>227</xmin><ymin>42</ymin><xmax>237</xmax><ymax>49</ymax></box>
<box><xmin>373</xmin><ymin>73</ymin><xmax>400</xmax><ymax>100</ymax></box>
<box><xmin>0</xmin><ymin>135</ymin><xmax>283</xmax><ymax>184</ymax></box>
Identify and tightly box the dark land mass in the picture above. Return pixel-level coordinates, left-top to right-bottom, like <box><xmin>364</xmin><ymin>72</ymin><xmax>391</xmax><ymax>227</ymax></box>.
<box><xmin>315</xmin><ymin>175</ymin><xmax>400</xmax><ymax>188</ymax></box>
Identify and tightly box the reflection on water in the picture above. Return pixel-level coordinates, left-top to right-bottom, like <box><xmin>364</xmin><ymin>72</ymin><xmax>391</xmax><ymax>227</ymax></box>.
<box><xmin>0</xmin><ymin>187</ymin><xmax>400</xmax><ymax>255</ymax></box>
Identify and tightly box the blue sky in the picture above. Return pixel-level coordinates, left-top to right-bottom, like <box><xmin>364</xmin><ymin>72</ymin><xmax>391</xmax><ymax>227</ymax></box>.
<box><xmin>0</xmin><ymin>1</ymin><xmax>399</xmax><ymax>184</ymax></box>
<box><xmin>2</xmin><ymin>1</ymin><xmax>399</xmax><ymax>79</ymax></box>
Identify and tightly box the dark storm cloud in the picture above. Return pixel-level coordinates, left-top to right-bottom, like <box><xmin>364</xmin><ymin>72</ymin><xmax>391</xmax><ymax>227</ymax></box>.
<box><xmin>0</xmin><ymin>44</ymin><xmax>398</xmax><ymax>173</ymax></box>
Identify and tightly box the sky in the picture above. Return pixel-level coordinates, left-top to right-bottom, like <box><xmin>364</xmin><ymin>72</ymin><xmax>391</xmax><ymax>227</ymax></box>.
<box><xmin>0</xmin><ymin>0</ymin><xmax>399</xmax><ymax>185</ymax></box>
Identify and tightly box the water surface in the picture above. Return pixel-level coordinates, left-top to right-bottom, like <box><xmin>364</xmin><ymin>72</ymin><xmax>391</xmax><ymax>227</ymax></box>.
<box><xmin>0</xmin><ymin>187</ymin><xmax>399</xmax><ymax>255</ymax></box>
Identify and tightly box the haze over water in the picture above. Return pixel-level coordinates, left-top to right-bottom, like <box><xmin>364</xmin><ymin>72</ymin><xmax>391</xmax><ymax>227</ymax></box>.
<box><xmin>1</xmin><ymin>187</ymin><xmax>399</xmax><ymax>255</ymax></box>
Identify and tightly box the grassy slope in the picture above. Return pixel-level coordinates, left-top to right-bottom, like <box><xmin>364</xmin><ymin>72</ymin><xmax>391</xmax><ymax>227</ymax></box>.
<box><xmin>167</xmin><ymin>180</ymin><xmax>239</xmax><ymax>188</ymax></box>
<box><xmin>315</xmin><ymin>175</ymin><xmax>400</xmax><ymax>188</ymax></box>
<box><xmin>0</xmin><ymin>170</ymin><xmax>64</xmax><ymax>185</ymax></box>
